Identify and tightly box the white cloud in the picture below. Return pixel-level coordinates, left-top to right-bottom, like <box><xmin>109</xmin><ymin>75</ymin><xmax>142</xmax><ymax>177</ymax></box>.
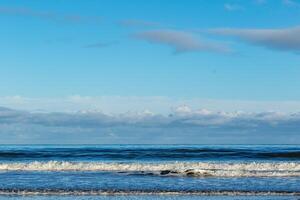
<box><xmin>83</xmin><ymin>41</ymin><xmax>117</xmax><ymax>48</ymax></box>
<box><xmin>134</xmin><ymin>29</ymin><xmax>230</xmax><ymax>54</ymax></box>
<box><xmin>119</xmin><ymin>19</ymin><xmax>160</xmax><ymax>27</ymax></box>
<box><xmin>255</xmin><ymin>0</ymin><xmax>267</xmax><ymax>5</ymax></box>
<box><xmin>224</xmin><ymin>3</ymin><xmax>244</xmax><ymax>11</ymax></box>
<box><xmin>0</xmin><ymin>6</ymin><xmax>101</xmax><ymax>24</ymax></box>
<box><xmin>282</xmin><ymin>0</ymin><xmax>300</xmax><ymax>6</ymax></box>
<box><xmin>208</xmin><ymin>26</ymin><xmax>300</xmax><ymax>52</ymax></box>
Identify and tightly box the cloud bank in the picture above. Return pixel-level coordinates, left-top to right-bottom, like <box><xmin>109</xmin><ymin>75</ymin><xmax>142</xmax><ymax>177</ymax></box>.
<box><xmin>0</xmin><ymin>105</ymin><xmax>300</xmax><ymax>144</ymax></box>
<box><xmin>2</xmin><ymin>96</ymin><xmax>300</xmax><ymax>114</ymax></box>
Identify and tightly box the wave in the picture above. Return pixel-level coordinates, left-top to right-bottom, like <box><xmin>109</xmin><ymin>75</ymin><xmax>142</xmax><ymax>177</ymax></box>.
<box><xmin>1</xmin><ymin>147</ymin><xmax>300</xmax><ymax>161</ymax></box>
<box><xmin>0</xmin><ymin>161</ymin><xmax>300</xmax><ymax>177</ymax></box>
<box><xmin>0</xmin><ymin>189</ymin><xmax>299</xmax><ymax>196</ymax></box>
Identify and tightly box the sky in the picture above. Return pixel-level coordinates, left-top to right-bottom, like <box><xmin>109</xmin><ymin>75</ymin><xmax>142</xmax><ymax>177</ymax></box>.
<box><xmin>0</xmin><ymin>0</ymin><xmax>300</xmax><ymax>144</ymax></box>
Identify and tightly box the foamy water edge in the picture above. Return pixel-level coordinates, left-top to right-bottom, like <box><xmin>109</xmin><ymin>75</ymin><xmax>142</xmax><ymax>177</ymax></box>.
<box><xmin>0</xmin><ymin>161</ymin><xmax>300</xmax><ymax>177</ymax></box>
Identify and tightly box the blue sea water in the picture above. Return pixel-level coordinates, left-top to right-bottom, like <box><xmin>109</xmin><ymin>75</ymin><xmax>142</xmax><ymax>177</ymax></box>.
<box><xmin>0</xmin><ymin>145</ymin><xmax>299</xmax><ymax>200</ymax></box>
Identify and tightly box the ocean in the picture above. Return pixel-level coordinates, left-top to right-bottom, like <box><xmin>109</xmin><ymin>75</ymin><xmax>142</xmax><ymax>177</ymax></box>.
<box><xmin>0</xmin><ymin>145</ymin><xmax>299</xmax><ymax>200</ymax></box>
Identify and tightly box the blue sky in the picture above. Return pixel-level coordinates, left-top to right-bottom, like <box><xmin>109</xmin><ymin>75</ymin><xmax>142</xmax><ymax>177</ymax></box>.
<box><xmin>1</xmin><ymin>0</ymin><xmax>300</xmax><ymax>100</ymax></box>
<box><xmin>0</xmin><ymin>0</ymin><xmax>300</xmax><ymax>144</ymax></box>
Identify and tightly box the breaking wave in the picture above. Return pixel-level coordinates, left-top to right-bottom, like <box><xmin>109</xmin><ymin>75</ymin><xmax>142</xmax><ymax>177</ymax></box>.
<box><xmin>0</xmin><ymin>161</ymin><xmax>300</xmax><ymax>177</ymax></box>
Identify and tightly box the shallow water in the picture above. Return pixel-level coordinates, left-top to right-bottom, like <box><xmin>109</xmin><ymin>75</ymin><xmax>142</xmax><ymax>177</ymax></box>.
<box><xmin>0</xmin><ymin>196</ymin><xmax>299</xmax><ymax>200</ymax></box>
<box><xmin>0</xmin><ymin>145</ymin><xmax>299</xmax><ymax>199</ymax></box>
<box><xmin>1</xmin><ymin>196</ymin><xmax>300</xmax><ymax>200</ymax></box>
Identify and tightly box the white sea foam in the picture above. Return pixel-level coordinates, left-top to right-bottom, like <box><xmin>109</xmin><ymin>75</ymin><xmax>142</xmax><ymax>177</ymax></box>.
<box><xmin>0</xmin><ymin>161</ymin><xmax>300</xmax><ymax>177</ymax></box>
